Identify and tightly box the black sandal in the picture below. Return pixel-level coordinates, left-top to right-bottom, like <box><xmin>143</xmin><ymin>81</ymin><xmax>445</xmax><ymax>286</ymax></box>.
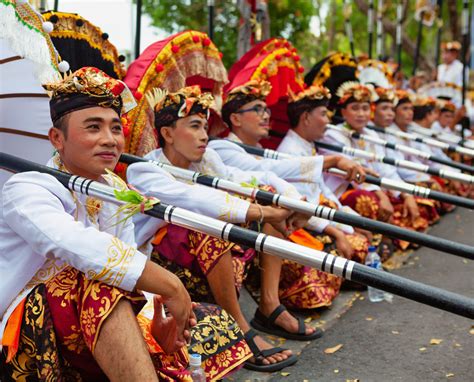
<box><xmin>250</xmin><ymin>304</ymin><xmax>323</xmax><ymax>341</ymax></box>
<box><xmin>243</xmin><ymin>328</ymin><xmax>298</xmax><ymax>372</ymax></box>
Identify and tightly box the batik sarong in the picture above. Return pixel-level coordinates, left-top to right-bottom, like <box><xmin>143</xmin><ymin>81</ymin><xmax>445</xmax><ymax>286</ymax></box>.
<box><xmin>1</xmin><ymin>267</ymin><xmax>251</xmax><ymax>381</ymax></box>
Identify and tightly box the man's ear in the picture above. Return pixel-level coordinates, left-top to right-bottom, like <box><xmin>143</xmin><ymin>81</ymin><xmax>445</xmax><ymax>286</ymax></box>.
<box><xmin>48</xmin><ymin>127</ymin><xmax>65</xmax><ymax>151</ymax></box>
<box><xmin>229</xmin><ymin>112</ymin><xmax>241</xmax><ymax>127</ymax></box>
<box><xmin>160</xmin><ymin>126</ymin><xmax>174</xmax><ymax>145</ymax></box>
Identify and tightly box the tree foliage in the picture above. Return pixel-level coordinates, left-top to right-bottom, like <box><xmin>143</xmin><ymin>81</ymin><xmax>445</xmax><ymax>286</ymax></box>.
<box><xmin>140</xmin><ymin>0</ymin><xmax>466</xmax><ymax>74</ymax></box>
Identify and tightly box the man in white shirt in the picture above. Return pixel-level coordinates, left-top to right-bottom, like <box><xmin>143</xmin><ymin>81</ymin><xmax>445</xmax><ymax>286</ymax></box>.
<box><xmin>437</xmin><ymin>41</ymin><xmax>464</xmax><ymax>87</ymax></box>
<box><xmin>278</xmin><ymin>84</ymin><xmax>371</xmax><ymax>263</ymax></box>
<box><xmin>128</xmin><ymin>85</ymin><xmax>330</xmax><ymax>373</ymax></box>
<box><xmin>1</xmin><ymin>67</ymin><xmax>252</xmax><ymax>381</ymax></box>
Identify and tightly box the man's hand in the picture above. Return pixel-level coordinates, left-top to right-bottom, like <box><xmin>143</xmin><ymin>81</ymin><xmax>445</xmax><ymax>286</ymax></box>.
<box><xmin>151</xmin><ymin>295</ymin><xmax>193</xmax><ymax>354</ymax></box>
<box><xmin>402</xmin><ymin>194</ymin><xmax>420</xmax><ymax>223</ymax></box>
<box><xmin>354</xmin><ymin>227</ymin><xmax>373</xmax><ymax>242</ymax></box>
<box><xmin>161</xmin><ymin>279</ymin><xmax>195</xmax><ymax>347</ymax></box>
<box><xmin>336</xmin><ymin>157</ymin><xmax>368</xmax><ymax>184</ymax></box>
<box><xmin>324</xmin><ymin>225</ymin><xmax>354</xmax><ymax>259</ymax></box>
<box><xmin>375</xmin><ymin>191</ymin><xmax>394</xmax><ymax>222</ymax></box>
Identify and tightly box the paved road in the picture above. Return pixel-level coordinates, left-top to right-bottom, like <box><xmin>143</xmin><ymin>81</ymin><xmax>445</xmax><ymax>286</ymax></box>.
<box><xmin>233</xmin><ymin>208</ymin><xmax>474</xmax><ymax>382</ymax></box>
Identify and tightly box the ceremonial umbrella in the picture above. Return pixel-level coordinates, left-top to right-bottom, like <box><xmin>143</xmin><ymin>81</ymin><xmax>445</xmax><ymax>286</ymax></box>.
<box><xmin>41</xmin><ymin>11</ymin><xmax>125</xmax><ymax>79</ymax></box>
<box><xmin>123</xmin><ymin>30</ymin><xmax>228</xmax><ymax>156</ymax></box>
<box><xmin>225</xmin><ymin>37</ymin><xmax>305</xmax><ymax>149</ymax></box>
<box><xmin>0</xmin><ymin>0</ymin><xmax>63</xmax><ymax>190</ymax></box>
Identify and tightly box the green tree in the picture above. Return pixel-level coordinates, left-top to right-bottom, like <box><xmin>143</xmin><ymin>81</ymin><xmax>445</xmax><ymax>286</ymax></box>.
<box><xmin>141</xmin><ymin>0</ymin><xmax>317</xmax><ymax>69</ymax></box>
<box><xmin>140</xmin><ymin>0</ymin><xmax>466</xmax><ymax>75</ymax></box>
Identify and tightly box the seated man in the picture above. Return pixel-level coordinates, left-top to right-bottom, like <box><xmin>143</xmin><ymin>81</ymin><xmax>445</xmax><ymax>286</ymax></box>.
<box><xmin>278</xmin><ymin>84</ymin><xmax>371</xmax><ymax>263</ymax></box>
<box><xmin>0</xmin><ymin>67</ymin><xmax>245</xmax><ymax>381</ymax></box>
<box><xmin>322</xmin><ymin>82</ymin><xmax>430</xmax><ymax>250</ymax></box>
<box><xmin>127</xmin><ymin>86</ymin><xmax>332</xmax><ymax>372</ymax></box>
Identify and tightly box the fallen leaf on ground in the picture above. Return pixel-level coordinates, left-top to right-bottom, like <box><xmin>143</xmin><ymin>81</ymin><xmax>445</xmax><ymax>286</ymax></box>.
<box><xmin>454</xmin><ymin>343</ymin><xmax>461</xmax><ymax>348</ymax></box>
<box><xmin>391</xmin><ymin>330</ymin><xmax>399</xmax><ymax>335</ymax></box>
<box><xmin>280</xmin><ymin>372</ymin><xmax>290</xmax><ymax>377</ymax></box>
<box><xmin>334</xmin><ymin>369</ymin><xmax>339</xmax><ymax>374</ymax></box>
<box><xmin>463</xmin><ymin>259</ymin><xmax>468</xmax><ymax>264</ymax></box>
<box><xmin>419</xmin><ymin>347</ymin><xmax>427</xmax><ymax>352</ymax></box>
<box><xmin>365</xmin><ymin>316</ymin><xmax>373</xmax><ymax>321</ymax></box>
<box><xmin>430</xmin><ymin>338</ymin><xmax>443</xmax><ymax>345</ymax></box>
<box><xmin>324</xmin><ymin>344</ymin><xmax>343</xmax><ymax>354</ymax></box>
<box><xmin>359</xmin><ymin>296</ymin><xmax>365</xmax><ymax>301</ymax></box>
<box><xmin>469</xmin><ymin>327</ymin><xmax>474</xmax><ymax>335</ymax></box>
<box><xmin>304</xmin><ymin>317</ymin><xmax>312</xmax><ymax>323</ymax></box>
<box><xmin>446</xmin><ymin>373</ymin><xmax>454</xmax><ymax>378</ymax></box>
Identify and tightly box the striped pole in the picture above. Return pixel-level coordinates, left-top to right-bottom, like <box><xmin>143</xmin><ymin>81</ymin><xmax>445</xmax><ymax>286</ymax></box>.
<box><xmin>209</xmin><ymin>138</ymin><xmax>474</xmax><ymax>209</ymax></box>
<box><xmin>326</xmin><ymin>124</ymin><xmax>474</xmax><ymax>173</ymax></box>
<box><xmin>1</xmin><ymin>152</ymin><xmax>473</xmax><ymax>319</ymax></box>
<box><xmin>344</xmin><ymin>0</ymin><xmax>356</xmax><ymax>59</ymax></box>
<box><xmin>366</xmin><ymin>125</ymin><xmax>474</xmax><ymax>158</ymax></box>
<box><xmin>314</xmin><ymin>140</ymin><xmax>474</xmax><ymax>185</ymax></box>
<box><xmin>120</xmin><ymin>153</ymin><xmax>474</xmax><ymax>259</ymax></box>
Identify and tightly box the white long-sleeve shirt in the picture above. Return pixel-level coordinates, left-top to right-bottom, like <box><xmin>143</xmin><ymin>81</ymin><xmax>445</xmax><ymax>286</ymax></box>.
<box><xmin>278</xmin><ymin>129</ymin><xmax>355</xmax><ymax>234</ymax></box>
<box><xmin>209</xmin><ymin>133</ymin><xmax>332</xmax><ymax>233</ymax></box>
<box><xmin>0</xmin><ymin>158</ymin><xmax>148</xmax><ymax>342</ymax></box>
<box><xmin>127</xmin><ymin>147</ymin><xmax>301</xmax><ymax>246</ymax></box>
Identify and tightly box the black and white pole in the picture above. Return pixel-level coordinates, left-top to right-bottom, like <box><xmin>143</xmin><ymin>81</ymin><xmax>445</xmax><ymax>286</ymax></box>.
<box><xmin>365</xmin><ymin>125</ymin><xmax>474</xmax><ymax>158</ymax></box>
<box><xmin>368</xmin><ymin>0</ymin><xmax>374</xmax><ymax>59</ymax></box>
<box><xmin>1</xmin><ymin>152</ymin><xmax>473</xmax><ymax>319</ymax></box>
<box><xmin>461</xmin><ymin>0</ymin><xmax>470</xmax><ymax>140</ymax></box>
<box><xmin>313</xmin><ymin>140</ymin><xmax>474</xmax><ymax>185</ymax></box>
<box><xmin>120</xmin><ymin>153</ymin><xmax>474</xmax><ymax>258</ymax></box>
<box><xmin>412</xmin><ymin>9</ymin><xmax>424</xmax><ymax>76</ymax></box>
<box><xmin>396</xmin><ymin>1</ymin><xmax>403</xmax><ymax>68</ymax></box>
<box><xmin>326</xmin><ymin>124</ymin><xmax>474</xmax><ymax>173</ymax></box>
<box><xmin>344</xmin><ymin>0</ymin><xmax>356</xmax><ymax>59</ymax></box>
<box><xmin>210</xmin><ymin>138</ymin><xmax>474</xmax><ymax>209</ymax></box>
<box><xmin>208</xmin><ymin>0</ymin><xmax>215</xmax><ymax>41</ymax></box>
<box><xmin>134</xmin><ymin>0</ymin><xmax>142</xmax><ymax>59</ymax></box>
<box><xmin>434</xmin><ymin>0</ymin><xmax>444</xmax><ymax>67</ymax></box>
<box><xmin>376</xmin><ymin>0</ymin><xmax>384</xmax><ymax>59</ymax></box>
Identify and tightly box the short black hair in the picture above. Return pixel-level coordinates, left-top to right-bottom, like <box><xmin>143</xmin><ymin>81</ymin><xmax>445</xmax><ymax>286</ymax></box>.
<box><xmin>156</xmin><ymin>120</ymin><xmax>176</xmax><ymax>148</ymax></box>
<box><xmin>413</xmin><ymin>105</ymin><xmax>435</xmax><ymax>121</ymax></box>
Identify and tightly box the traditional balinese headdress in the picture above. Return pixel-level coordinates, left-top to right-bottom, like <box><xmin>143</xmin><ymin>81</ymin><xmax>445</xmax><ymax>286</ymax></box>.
<box><xmin>394</xmin><ymin>89</ymin><xmax>414</xmax><ymax>107</ymax></box>
<box><xmin>44</xmin><ymin>66</ymin><xmax>136</xmax><ymax>123</ymax></box>
<box><xmin>147</xmin><ymin>85</ymin><xmax>215</xmax><ymax>130</ymax></box>
<box><xmin>221</xmin><ymin>79</ymin><xmax>271</xmax><ymax>126</ymax></box>
<box><xmin>417</xmin><ymin>81</ymin><xmax>462</xmax><ymax>108</ymax></box>
<box><xmin>357</xmin><ymin>59</ymin><xmax>394</xmax><ymax>89</ymax></box>
<box><xmin>438</xmin><ymin>100</ymin><xmax>456</xmax><ymax>113</ymax></box>
<box><xmin>374</xmin><ymin>87</ymin><xmax>398</xmax><ymax>105</ymax></box>
<box><xmin>441</xmin><ymin>41</ymin><xmax>461</xmax><ymax>51</ymax></box>
<box><xmin>287</xmin><ymin>85</ymin><xmax>331</xmax><ymax>127</ymax></box>
<box><xmin>336</xmin><ymin>81</ymin><xmax>378</xmax><ymax>106</ymax></box>
<box><xmin>412</xmin><ymin>95</ymin><xmax>437</xmax><ymax>108</ymax></box>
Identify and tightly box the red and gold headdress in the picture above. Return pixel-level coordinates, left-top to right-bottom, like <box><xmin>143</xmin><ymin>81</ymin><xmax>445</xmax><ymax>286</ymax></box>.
<box><xmin>394</xmin><ymin>89</ymin><xmax>414</xmax><ymax>107</ymax></box>
<box><xmin>221</xmin><ymin>79</ymin><xmax>271</xmax><ymax>127</ymax></box>
<box><xmin>44</xmin><ymin>66</ymin><xmax>136</xmax><ymax>122</ymax></box>
<box><xmin>336</xmin><ymin>81</ymin><xmax>378</xmax><ymax>106</ymax></box>
<box><xmin>441</xmin><ymin>41</ymin><xmax>461</xmax><ymax>51</ymax></box>
<box><xmin>374</xmin><ymin>87</ymin><xmax>398</xmax><ymax>105</ymax></box>
<box><xmin>147</xmin><ymin>85</ymin><xmax>214</xmax><ymax>129</ymax></box>
<box><xmin>225</xmin><ymin>79</ymin><xmax>272</xmax><ymax>103</ymax></box>
<box><xmin>438</xmin><ymin>100</ymin><xmax>456</xmax><ymax>113</ymax></box>
<box><xmin>412</xmin><ymin>95</ymin><xmax>437</xmax><ymax>108</ymax></box>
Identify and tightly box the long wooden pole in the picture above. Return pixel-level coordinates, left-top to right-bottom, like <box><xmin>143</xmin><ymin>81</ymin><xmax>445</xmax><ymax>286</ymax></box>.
<box><xmin>2</xmin><ymin>152</ymin><xmax>473</xmax><ymax>319</ymax></box>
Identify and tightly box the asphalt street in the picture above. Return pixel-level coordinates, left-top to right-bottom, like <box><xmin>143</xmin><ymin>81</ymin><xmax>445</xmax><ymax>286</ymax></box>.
<box><xmin>232</xmin><ymin>208</ymin><xmax>474</xmax><ymax>382</ymax></box>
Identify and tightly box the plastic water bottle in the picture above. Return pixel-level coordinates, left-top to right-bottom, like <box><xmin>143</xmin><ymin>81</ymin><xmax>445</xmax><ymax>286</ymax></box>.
<box><xmin>188</xmin><ymin>353</ymin><xmax>206</xmax><ymax>382</ymax></box>
<box><xmin>365</xmin><ymin>246</ymin><xmax>385</xmax><ymax>302</ymax></box>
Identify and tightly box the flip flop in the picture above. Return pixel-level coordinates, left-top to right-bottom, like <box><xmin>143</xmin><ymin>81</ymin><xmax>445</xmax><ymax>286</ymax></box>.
<box><xmin>250</xmin><ymin>304</ymin><xmax>323</xmax><ymax>341</ymax></box>
<box><xmin>243</xmin><ymin>328</ymin><xmax>298</xmax><ymax>372</ymax></box>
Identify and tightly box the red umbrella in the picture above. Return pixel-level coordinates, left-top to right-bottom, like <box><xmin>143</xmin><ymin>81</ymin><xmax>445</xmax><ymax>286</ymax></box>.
<box><xmin>123</xmin><ymin>30</ymin><xmax>228</xmax><ymax>156</ymax></box>
<box><xmin>224</xmin><ymin>38</ymin><xmax>304</xmax><ymax>149</ymax></box>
